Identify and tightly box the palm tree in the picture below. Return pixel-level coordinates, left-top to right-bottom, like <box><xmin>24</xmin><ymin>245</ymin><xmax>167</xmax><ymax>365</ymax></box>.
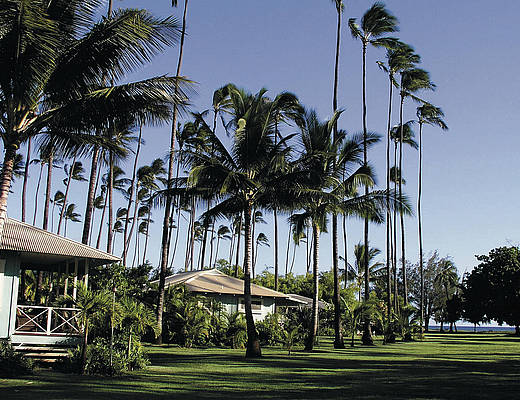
<box><xmin>123</xmin><ymin>125</ymin><xmax>143</xmax><ymax>265</ymax></box>
<box><xmin>349</xmin><ymin>2</ymin><xmax>398</xmax><ymax>345</ymax></box>
<box><xmin>254</xmin><ymin>233</ymin><xmax>270</xmax><ymax>274</ymax></box>
<box><xmin>352</xmin><ymin>243</ymin><xmax>384</xmax><ymax>301</ymax></box>
<box><xmin>289</xmin><ymin>109</ymin><xmax>399</xmax><ymax>351</ymax></box>
<box><xmin>416</xmin><ymin>103</ymin><xmax>447</xmax><ymax>332</ymax></box>
<box><xmin>391</xmin><ymin>121</ymin><xmax>418</xmax><ymax>305</ymax></box>
<box><xmin>63</xmin><ymin>203</ymin><xmax>81</xmax><ymax>237</ymax></box>
<box><xmin>177</xmin><ymin>84</ymin><xmax>303</xmax><ymax>357</ymax></box>
<box><xmin>57</xmin><ymin>160</ymin><xmax>86</xmax><ymax>235</ymax></box>
<box><xmin>0</xmin><ymin>1</ymin><xmax>188</xmax><ymax>240</ymax></box>
<box><xmin>377</xmin><ymin>42</ymin><xmax>419</xmax><ymax>321</ymax></box>
<box><xmin>213</xmin><ymin>225</ymin><xmax>232</xmax><ymax>268</ymax></box>
<box><xmin>434</xmin><ymin>258</ymin><xmax>458</xmax><ymax>331</ymax></box>
<box><xmin>119</xmin><ymin>297</ymin><xmax>158</xmax><ymax>363</ymax></box>
<box><xmin>60</xmin><ymin>282</ymin><xmax>110</xmax><ymax>374</ymax></box>
<box><xmin>398</xmin><ymin>68</ymin><xmax>435</xmax><ymax>306</ymax></box>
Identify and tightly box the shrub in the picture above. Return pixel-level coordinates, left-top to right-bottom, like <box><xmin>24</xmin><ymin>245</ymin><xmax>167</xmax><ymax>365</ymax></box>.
<box><xmin>225</xmin><ymin>312</ymin><xmax>247</xmax><ymax>349</ymax></box>
<box><xmin>0</xmin><ymin>339</ymin><xmax>33</xmax><ymax>377</ymax></box>
<box><xmin>256</xmin><ymin>313</ymin><xmax>285</xmax><ymax>346</ymax></box>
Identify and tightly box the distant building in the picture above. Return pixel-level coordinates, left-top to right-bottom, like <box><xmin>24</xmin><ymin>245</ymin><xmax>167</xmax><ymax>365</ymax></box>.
<box><xmin>152</xmin><ymin>269</ymin><xmax>305</xmax><ymax>321</ymax></box>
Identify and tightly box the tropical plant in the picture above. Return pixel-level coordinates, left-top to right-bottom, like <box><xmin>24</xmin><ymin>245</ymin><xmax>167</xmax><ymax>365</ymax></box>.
<box><xmin>58</xmin><ymin>282</ymin><xmax>111</xmax><ymax>373</ymax></box>
<box><xmin>63</xmin><ymin>203</ymin><xmax>81</xmax><ymax>237</ymax></box>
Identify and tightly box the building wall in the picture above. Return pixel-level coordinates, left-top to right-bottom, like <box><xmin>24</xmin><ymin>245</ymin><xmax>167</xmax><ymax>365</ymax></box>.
<box><xmin>0</xmin><ymin>255</ymin><xmax>20</xmax><ymax>339</ymax></box>
<box><xmin>202</xmin><ymin>293</ymin><xmax>275</xmax><ymax>322</ymax></box>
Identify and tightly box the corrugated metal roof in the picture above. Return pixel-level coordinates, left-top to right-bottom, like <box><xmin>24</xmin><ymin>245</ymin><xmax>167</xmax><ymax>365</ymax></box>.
<box><xmin>0</xmin><ymin>218</ymin><xmax>120</xmax><ymax>267</ymax></box>
<box><xmin>152</xmin><ymin>269</ymin><xmax>291</xmax><ymax>299</ymax></box>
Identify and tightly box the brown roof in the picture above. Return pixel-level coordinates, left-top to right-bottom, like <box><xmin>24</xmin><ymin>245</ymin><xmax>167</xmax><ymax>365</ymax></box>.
<box><xmin>153</xmin><ymin>269</ymin><xmax>291</xmax><ymax>298</ymax></box>
<box><xmin>0</xmin><ymin>218</ymin><xmax>120</xmax><ymax>268</ymax></box>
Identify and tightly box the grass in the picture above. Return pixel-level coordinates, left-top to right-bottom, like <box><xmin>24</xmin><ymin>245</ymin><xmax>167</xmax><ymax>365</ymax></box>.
<box><xmin>1</xmin><ymin>333</ymin><xmax>519</xmax><ymax>399</ymax></box>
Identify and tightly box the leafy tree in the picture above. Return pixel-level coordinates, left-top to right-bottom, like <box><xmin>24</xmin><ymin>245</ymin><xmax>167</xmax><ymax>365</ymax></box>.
<box><xmin>466</xmin><ymin>247</ymin><xmax>520</xmax><ymax>335</ymax></box>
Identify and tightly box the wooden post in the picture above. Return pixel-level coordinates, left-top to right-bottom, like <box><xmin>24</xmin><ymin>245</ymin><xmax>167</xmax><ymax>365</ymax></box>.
<box><xmin>64</xmin><ymin>261</ymin><xmax>69</xmax><ymax>296</ymax></box>
<box><xmin>84</xmin><ymin>259</ymin><xmax>89</xmax><ymax>289</ymax></box>
<box><xmin>72</xmin><ymin>259</ymin><xmax>78</xmax><ymax>300</ymax></box>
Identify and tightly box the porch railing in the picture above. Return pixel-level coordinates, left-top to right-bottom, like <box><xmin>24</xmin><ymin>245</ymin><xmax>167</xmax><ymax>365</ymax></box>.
<box><xmin>15</xmin><ymin>305</ymin><xmax>82</xmax><ymax>336</ymax></box>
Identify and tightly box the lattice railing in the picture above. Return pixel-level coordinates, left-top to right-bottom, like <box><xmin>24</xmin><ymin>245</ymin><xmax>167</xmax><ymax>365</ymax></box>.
<box><xmin>15</xmin><ymin>306</ymin><xmax>82</xmax><ymax>336</ymax></box>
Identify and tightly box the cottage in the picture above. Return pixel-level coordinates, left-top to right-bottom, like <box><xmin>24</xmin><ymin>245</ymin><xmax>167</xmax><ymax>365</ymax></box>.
<box><xmin>0</xmin><ymin>218</ymin><xmax>120</xmax><ymax>347</ymax></box>
<box><xmin>153</xmin><ymin>269</ymin><xmax>305</xmax><ymax>321</ymax></box>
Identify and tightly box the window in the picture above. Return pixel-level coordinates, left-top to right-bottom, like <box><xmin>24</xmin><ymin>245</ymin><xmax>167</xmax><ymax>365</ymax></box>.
<box><xmin>239</xmin><ymin>298</ymin><xmax>262</xmax><ymax>311</ymax></box>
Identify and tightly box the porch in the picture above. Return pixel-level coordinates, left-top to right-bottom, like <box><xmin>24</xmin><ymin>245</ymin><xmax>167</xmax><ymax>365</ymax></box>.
<box><xmin>0</xmin><ymin>218</ymin><xmax>120</xmax><ymax>347</ymax></box>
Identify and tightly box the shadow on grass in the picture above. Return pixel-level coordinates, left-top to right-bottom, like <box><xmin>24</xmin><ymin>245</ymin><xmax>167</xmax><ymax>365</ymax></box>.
<box><xmin>2</xmin><ymin>335</ymin><xmax>519</xmax><ymax>400</ymax></box>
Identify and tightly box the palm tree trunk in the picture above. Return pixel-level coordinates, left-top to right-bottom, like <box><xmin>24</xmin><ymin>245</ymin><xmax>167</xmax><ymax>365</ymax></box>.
<box><xmin>305</xmin><ymin>222</ymin><xmax>320</xmax><ymax>351</ymax></box>
<box><xmin>361</xmin><ymin>41</ymin><xmax>373</xmax><ymax>346</ymax></box>
<box><xmin>170</xmin><ymin>201</ymin><xmax>182</xmax><ymax>268</ymax></box>
<box><xmin>274</xmin><ymin>207</ymin><xmax>279</xmax><ymax>290</ymax></box>
<box><xmin>418</xmin><ymin>121</ymin><xmax>425</xmax><ymax>333</ymax></box>
<box><xmin>331</xmin><ymin>1</ymin><xmax>344</xmax><ymax>350</ymax></box>
<box><xmin>107</xmin><ymin>151</ymin><xmax>114</xmax><ymax>253</ymax></box>
<box><xmin>214</xmin><ymin>235</ymin><xmax>220</xmax><ymax>268</ymax></box>
<box><xmin>399</xmin><ymin>95</ymin><xmax>408</xmax><ymax>305</ymax></box>
<box><xmin>234</xmin><ymin>213</ymin><xmax>242</xmax><ymax>277</ymax></box>
<box><xmin>251</xmin><ymin>209</ymin><xmax>256</xmax><ymax>276</ymax></box>
<box><xmin>0</xmin><ymin>145</ymin><xmax>17</xmax><ymax>237</ymax></box>
<box><xmin>96</xmin><ymin>190</ymin><xmax>108</xmax><ymax>249</ymax></box>
<box><xmin>209</xmin><ymin>221</ymin><xmax>215</xmax><ymax>269</ymax></box>
<box><xmin>393</xmin><ymin>141</ymin><xmax>398</xmax><ymax>311</ymax></box>
<box><xmin>89</xmin><ymin>160</ymin><xmax>103</xmax><ymax>245</ymax></box>
<box><xmin>386</xmin><ymin>74</ymin><xmax>394</xmax><ymax>322</ymax></box>
<box><xmin>156</xmin><ymin>0</ymin><xmax>189</xmax><ymax>344</ymax></box>
<box><xmin>82</xmin><ymin>145</ymin><xmax>100</xmax><ymax>244</ymax></box>
<box><xmin>57</xmin><ymin>154</ymin><xmax>77</xmax><ymax>235</ymax></box>
<box><xmin>243</xmin><ymin>203</ymin><xmax>261</xmax><ymax>358</ymax></box>
<box><xmin>142</xmin><ymin>206</ymin><xmax>152</xmax><ymax>264</ymax></box>
<box><xmin>81</xmin><ymin>320</ymin><xmax>89</xmax><ymax>374</ymax></box>
<box><xmin>285</xmin><ymin>227</ymin><xmax>291</xmax><ymax>276</ymax></box>
<box><xmin>342</xmin><ymin>215</ymin><xmax>348</xmax><ymax>288</ymax></box>
<box><xmin>32</xmin><ymin>163</ymin><xmax>44</xmax><ymax>225</ymax></box>
<box><xmin>126</xmin><ymin>184</ymin><xmax>141</xmax><ymax>261</ymax></box>
<box><xmin>43</xmin><ymin>150</ymin><xmax>53</xmax><ymax>232</ymax></box>
<box><xmin>21</xmin><ymin>137</ymin><xmax>31</xmax><ymax>222</ymax></box>
<box><xmin>123</xmin><ymin>126</ymin><xmax>142</xmax><ymax>264</ymax></box>
<box><xmin>189</xmin><ymin>198</ymin><xmax>196</xmax><ymax>271</ymax></box>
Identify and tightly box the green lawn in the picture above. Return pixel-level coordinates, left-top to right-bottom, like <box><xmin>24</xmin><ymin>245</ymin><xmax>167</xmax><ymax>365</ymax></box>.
<box><xmin>2</xmin><ymin>333</ymin><xmax>519</xmax><ymax>399</ymax></box>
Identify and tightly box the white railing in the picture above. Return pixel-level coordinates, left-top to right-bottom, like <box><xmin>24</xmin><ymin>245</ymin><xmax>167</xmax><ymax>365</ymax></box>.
<box><xmin>15</xmin><ymin>305</ymin><xmax>82</xmax><ymax>336</ymax></box>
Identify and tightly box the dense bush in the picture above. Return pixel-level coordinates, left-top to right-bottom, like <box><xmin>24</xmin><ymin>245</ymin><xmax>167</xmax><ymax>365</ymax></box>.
<box><xmin>0</xmin><ymin>340</ymin><xmax>33</xmax><ymax>377</ymax></box>
<box><xmin>256</xmin><ymin>313</ymin><xmax>286</xmax><ymax>346</ymax></box>
<box><xmin>54</xmin><ymin>335</ymin><xmax>149</xmax><ymax>376</ymax></box>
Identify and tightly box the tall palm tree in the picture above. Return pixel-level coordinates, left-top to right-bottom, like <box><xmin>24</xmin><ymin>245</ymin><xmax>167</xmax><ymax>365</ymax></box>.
<box><xmin>398</xmin><ymin>68</ymin><xmax>435</xmax><ymax>304</ymax></box>
<box><xmin>349</xmin><ymin>2</ymin><xmax>398</xmax><ymax>345</ymax></box>
<box><xmin>0</xmin><ymin>0</ymin><xmax>188</xmax><ymax>240</ymax></box>
<box><xmin>377</xmin><ymin>42</ymin><xmax>419</xmax><ymax>321</ymax></box>
<box><xmin>330</xmin><ymin>0</ymin><xmax>346</xmax><ymax>351</ymax></box>
<box><xmin>416</xmin><ymin>103</ymin><xmax>447</xmax><ymax>332</ymax></box>
<box><xmin>157</xmin><ymin>0</ymin><xmax>190</xmax><ymax>344</ymax></box>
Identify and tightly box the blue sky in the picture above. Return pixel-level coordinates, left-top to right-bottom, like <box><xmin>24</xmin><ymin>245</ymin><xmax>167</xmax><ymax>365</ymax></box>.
<box><xmin>8</xmin><ymin>0</ymin><xmax>520</xmax><ymax>277</ymax></box>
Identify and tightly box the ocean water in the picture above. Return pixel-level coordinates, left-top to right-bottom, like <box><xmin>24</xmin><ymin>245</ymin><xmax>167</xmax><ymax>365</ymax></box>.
<box><xmin>428</xmin><ymin>325</ymin><xmax>516</xmax><ymax>333</ymax></box>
